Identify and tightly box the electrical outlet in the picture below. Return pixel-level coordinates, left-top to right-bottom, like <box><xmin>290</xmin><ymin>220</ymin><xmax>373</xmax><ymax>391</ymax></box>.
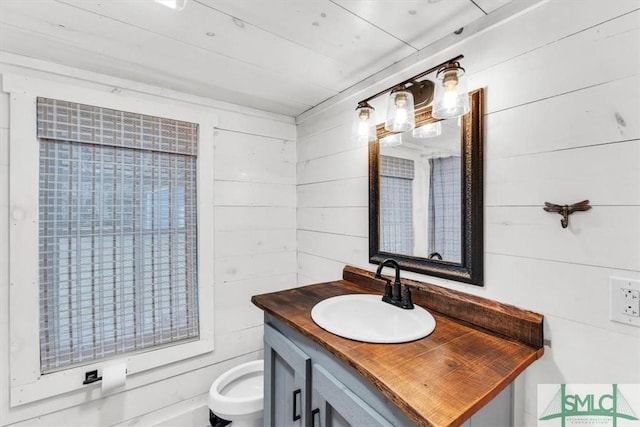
<box><xmin>621</xmin><ymin>288</ymin><xmax>640</xmax><ymax>316</ymax></box>
<box><xmin>610</xmin><ymin>277</ymin><xmax>640</xmax><ymax>327</ymax></box>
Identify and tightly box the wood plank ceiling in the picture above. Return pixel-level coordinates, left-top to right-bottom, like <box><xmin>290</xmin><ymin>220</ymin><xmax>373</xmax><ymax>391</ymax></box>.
<box><xmin>0</xmin><ymin>0</ymin><xmax>512</xmax><ymax>117</ymax></box>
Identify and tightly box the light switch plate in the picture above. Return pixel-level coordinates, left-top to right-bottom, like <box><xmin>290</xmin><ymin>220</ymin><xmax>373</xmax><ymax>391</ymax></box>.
<box><xmin>610</xmin><ymin>277</ymin><xmax>640</xmax><ymax>327</ymax></box>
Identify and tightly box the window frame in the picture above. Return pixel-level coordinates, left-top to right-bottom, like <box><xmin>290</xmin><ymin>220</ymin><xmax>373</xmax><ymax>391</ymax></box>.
<box><xmin>6</xmin><ymin>76</ymin><xmax>216</xmax><ymax>406</ymax></box>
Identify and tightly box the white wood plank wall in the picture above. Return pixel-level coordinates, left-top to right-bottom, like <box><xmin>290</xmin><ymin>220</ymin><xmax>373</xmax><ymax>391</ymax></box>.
<box><xmin>296</xmin><ymin>1</ymin><xmax>640</xmax><ymax>425</ymax></box>
<box><xmin>0</xmin><ymin>59</ymin><xmax>297</xmax><ymax>425</ymax></box>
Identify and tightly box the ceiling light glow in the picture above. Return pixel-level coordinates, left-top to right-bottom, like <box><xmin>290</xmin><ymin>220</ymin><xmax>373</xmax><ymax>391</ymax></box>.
<box><xmin>154</xmin><ymin>0</ymin><xmax>187</xmax><ymax>11</ymax></box>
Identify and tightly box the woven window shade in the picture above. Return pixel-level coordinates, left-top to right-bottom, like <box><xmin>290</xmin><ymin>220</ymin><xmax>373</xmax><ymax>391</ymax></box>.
<box><xmin>37</xmin><ymin>98</ymin><xmax>199</xmax><ymax>373</ymax></box>
<box><xmin>379</xmin><ymin>155</ymin><xmax>414</xmax><ymax>255</ymax></box>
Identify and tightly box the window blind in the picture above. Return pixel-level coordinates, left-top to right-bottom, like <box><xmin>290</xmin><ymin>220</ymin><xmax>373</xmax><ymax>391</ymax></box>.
<box><xmin>380</xmin><ymin>155</ymin><xmax>414</xmax><ymax>255</ymax></box>
<box><xmin>37</xmin><ymin>98</ymin><xmax>199</xmax><ymax>373</ymax></box>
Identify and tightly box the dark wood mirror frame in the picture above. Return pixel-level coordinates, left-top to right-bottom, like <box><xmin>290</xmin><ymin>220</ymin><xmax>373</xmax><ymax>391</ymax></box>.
<box><xmin>369</xmin><ymin>88</ymin><xmax>484</xmax><ymax>286</ymax></box>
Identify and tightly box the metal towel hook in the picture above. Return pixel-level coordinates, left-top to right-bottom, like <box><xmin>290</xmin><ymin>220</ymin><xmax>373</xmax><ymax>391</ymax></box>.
<box><xmin>543</xmin><ymin>200</ymin><xmax>591</xmax><ymax>228</ymax></box>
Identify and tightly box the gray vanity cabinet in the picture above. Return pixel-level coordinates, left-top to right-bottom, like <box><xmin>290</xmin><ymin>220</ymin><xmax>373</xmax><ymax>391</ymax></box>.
<box><xmin>264</xmin><ymin>323</ymin><xmax>311</xmax><ymax>427</ymax></box>
<box><xmin>265</xmin><ymin>322</ymin><xmax>389</xmax><ymax>427</ymax></box>
<box><xmin>264</xmin><ymin>321</ymin><xmax>413</xmax><ymax>427</ymax></box>
<box><xmin>263</xmin><ymin>318</ymin><xmax>513</xmax><ymax>427</ymax></box>
<box><xmin>311</xmin><ymin>364</ymin><xmax>394</xmax><ymax>427</ymax></box>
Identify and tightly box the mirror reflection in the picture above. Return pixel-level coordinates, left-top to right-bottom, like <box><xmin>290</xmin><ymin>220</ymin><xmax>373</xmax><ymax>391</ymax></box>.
<box><xmin>369</xmin><ymin>88</ymin><xmax>483</xmax><ymax>286</ymax></box>
<box><xmin>378</xmin><ymin>118</ymin><xmax>461</xmax><ymax>263</ymax></box>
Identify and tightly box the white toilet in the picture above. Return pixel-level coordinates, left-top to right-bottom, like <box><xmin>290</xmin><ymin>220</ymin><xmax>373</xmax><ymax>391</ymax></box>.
<box><xmin>208</xmin><ymin>359</ymin><xmax>264</xmax><ymax>427</ymax></box>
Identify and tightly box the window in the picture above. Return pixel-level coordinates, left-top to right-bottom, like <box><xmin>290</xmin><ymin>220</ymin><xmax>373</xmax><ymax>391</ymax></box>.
<box><xmin>37</xmin><ymin>98</ymin><xmax>199</xmax><ymax>372</ymax></box>
<box><xmin>7</xmin><ymin>81</ymin><xmax>215</xmax><ymax>406</ymax></box>
<box><xmin>379</xmin><ymin>155</ymin><xmax>414</xmax><ymax>255</ymax></box>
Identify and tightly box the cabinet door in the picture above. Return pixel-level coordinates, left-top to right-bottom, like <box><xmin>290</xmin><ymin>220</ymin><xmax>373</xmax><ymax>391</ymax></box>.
<box><xmin>264</xmin><ymin>324</ymin><xmax>312</xmax><ymax>427</ymax></box>
<box><xmin>311</xmin><ymin>364</ymin><xmax>394</xmax><ymax>427</ymax></box>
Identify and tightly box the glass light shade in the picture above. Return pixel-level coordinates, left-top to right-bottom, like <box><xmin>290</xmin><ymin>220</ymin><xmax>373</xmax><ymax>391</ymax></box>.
<box><xmin>432</xmin><ymin>65</ymin><xmax>470</xmax><ymax>119</ymax></box>
<box><xmin>412</xmin><ymin>121</ymin><xmax>442</xmax><ymax>138</ymax></box>
<box><xmin>379</xmin><ymin>133</ymin><xmax>402</xmax><ymax>147</ymax></box>
<box><xmin>384</xmin><ymin>87</ymin><xmax>415</xmax><ymax>132</ymax></box>
<box><xmin>352</xmin><ymin>103</ymin><xmax>377</xmax><ymax>143</ymax></box>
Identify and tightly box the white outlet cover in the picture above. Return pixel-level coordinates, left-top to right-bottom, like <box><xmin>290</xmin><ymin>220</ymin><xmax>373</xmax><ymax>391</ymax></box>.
<box><xmin>610</xmin><ymin>277</ymin><xmax>640</xmax><ymax>327</ymax></box>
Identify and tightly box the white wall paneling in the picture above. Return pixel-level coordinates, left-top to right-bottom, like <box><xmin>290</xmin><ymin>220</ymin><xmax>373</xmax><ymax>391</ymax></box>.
<box><xmin>295</xmin><ymin>1</ymin><xmax>640</xmax><ymax>425</ymax></box>
<box><xmin>297</xmin><ymin>207</ymin><xmax>368</xmax><ymax>237</ymax></box>
<box><xmin>113</xmin><ymin>393</ymin><xmax>210</xmax><ymax>427</ymax></box>
<box><xmin>215</xmin><ymin>229</ymin><xmax>296</xmax><ymax>258</ymax></box>
<box><xmin>297</xmin><ymin>148</ymin><xmax>367</xmax><ymax>185</ymax></box>
<box><xmin>215</xmin><ymin>206</ymin><xmax>296</xmax><ymax>232</ymax></box>
<box><xmin>485</xmin><ymin>206</ymin><xmax>640</xmax><ymax>271</ymax></box>
<box><xmin>215</xmin><ymin>273</ymin><xmax>297</xmax><ymax>336</ymax></box>
<box><xmin>214</xmin><ymin>129</ymin><xmax>295</xmax><ymax>184</ymax></box>
<box><xmin>214</xmin><ymin>181</ymin><xmax>296</xmax><ymax>207</ymax></box>
<box><xmin>486</xmin><ymin>141</ymin><xmax>640</xmax><ymax>206</ymax></box>
<box><xmin>297</xmin><ymin>230</ymin><xmax>368</xmax><ymax>268</ymax></box>
<box><xmin>297</xmin><ymin>122</ymin><xmax>362</xmax><ymax>162</ymax></box>
<box><xmin>215</xmin><ymin>251</ymin><xmax>297</xmax><ymax>284</ymax></box>
<box><xmin>484</xmin><ymin>76</ymin><xmax>640</xmax><ymax>159</ymax></box>
<box><xmin>474</xmin><ymin>11</ymin><xmax>639</xmax><ymax>116</ymax></box>
<box><xmin>297</xmin><ymin>177</ymin><xmax>369</xmax><ymax>208</ymax></box>
<box><xmin>484</xmin><ymin>253</ymin><xmax>640</xmax><ymax>338</ymax></box>
<box><xmin>297</xmin><ymin>252</ymin><xmax>349</xmax><ymax>286</ymax></box>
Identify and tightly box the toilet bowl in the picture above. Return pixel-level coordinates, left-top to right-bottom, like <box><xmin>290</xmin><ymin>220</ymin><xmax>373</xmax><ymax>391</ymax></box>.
<box><xmin>208</xmin><ymin>359</ymin><xmax>264</xmax><ymax>427</ymax></box>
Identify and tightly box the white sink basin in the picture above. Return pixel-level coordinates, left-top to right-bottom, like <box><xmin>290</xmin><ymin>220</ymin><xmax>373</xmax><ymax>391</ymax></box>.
<box><xmin>311</xmin><ymin>294</ymin><xmax>436</xmax><ymax>343</ymax></box>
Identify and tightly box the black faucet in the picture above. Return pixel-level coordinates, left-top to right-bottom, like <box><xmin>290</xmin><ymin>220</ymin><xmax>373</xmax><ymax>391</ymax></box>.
<box><xmin>374</xmin><ymin>258</ymin><xmax>414</xmax><ymax>309</ymax></box>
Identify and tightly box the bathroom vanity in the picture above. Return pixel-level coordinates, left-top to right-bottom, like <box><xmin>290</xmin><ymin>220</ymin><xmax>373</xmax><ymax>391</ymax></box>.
<box><xmin>252</xmin><ymin>266</ymin><xmax>544</xmax><ymax>427</ymax></box>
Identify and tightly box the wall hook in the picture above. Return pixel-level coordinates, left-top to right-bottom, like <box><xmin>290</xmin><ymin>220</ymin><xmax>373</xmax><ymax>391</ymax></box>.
<box><xmin>543</xmin><ymin>200</ymin><xmax>591</xmax><ymax>228</ymax></box>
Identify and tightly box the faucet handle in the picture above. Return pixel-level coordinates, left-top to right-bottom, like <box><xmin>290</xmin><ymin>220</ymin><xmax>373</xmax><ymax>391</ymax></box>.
<box><xmin>402</xmin><ymin>285</ymin><xmax>414</xmax><ymax>309</ymax></box>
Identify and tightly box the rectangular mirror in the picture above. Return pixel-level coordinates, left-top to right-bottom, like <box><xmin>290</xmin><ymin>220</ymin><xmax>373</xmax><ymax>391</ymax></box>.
<box><xmin>369</xmin><ymin>88</ymin><xmax>484</xmax><ymax>285</ymax></box>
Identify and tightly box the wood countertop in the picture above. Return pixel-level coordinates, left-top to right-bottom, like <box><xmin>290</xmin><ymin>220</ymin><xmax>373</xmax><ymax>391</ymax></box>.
<box><xmin>252</xmin><ymin>266</ymin><xmax>544</xmax><ymax>427</ymax></box>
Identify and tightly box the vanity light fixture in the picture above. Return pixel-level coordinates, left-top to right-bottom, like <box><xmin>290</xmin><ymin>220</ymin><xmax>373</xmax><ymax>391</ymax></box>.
<box><xmin>154</xmin><ymin>0</ymin><xmax>187</xmax><ymax>11</ymax></box>
<box><xmin>384</xmin><ymin>85</ymin><xmax>415</xmax><ymax>132</ymax></box>
<box><xmin>351</xmin><ymin>54</ymin><xmax>468</xmax><ymax>141</ymax></box>
<box><xmin>353</xmin><ymin>101</ymin><xmax>377</xmax><ymax>142</ymax></box>
<box><xmin>432</xmin><ymin>61</ymin><xmax>470</xmax><ymax>119</ymax></box>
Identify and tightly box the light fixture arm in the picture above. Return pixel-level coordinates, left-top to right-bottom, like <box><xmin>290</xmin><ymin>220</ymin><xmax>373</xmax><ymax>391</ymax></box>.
<box><xmin>357</xmin><ymin>54</ymin><xmax>464</xmax><ymax>105</ymax></box>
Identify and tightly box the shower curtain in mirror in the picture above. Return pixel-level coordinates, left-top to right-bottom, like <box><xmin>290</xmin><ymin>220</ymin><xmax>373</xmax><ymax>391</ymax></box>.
<box><xmin>428</xmin><ymin>156</ymin><xmax>461</xmax><ymax>263</ymax></box>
